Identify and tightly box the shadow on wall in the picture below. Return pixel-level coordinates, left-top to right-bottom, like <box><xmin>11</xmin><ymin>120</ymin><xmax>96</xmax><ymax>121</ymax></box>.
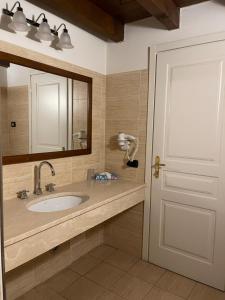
<box><xmin>0</xmin><ymin>14</ymin><xmax>14</xmax><ymax>33</ymax></box>
<box><xmin>108</xmin><ymin>135</ymin><xmax>118</xmax><ymax>151</ymax></box>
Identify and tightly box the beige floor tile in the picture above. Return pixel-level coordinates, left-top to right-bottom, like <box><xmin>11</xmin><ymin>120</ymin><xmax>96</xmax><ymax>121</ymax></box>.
<box><xmin>44</xmin><ymin>268</ymin><xmax>80</xmax><ymax>293</ymax></box>
<box><xmin>104</xmin><ymin>250</ymin><xmax>139</xmax><ymax>271</ymax></box>
<box><xmin>188</xmin><ymin>283</ymin><xmax>225</xmax><ymax>300</ymax></box>
<box><xmin>16</xmin><ymin>283</ymin><xmax>66</xmax><ymax>300</ymax></box>
<box><xmin>129</xmin><ymin>261</ymin><xmax>165</xmax><ymax>284</ymax></box>
<box><xmin>97</xmin><ymin>290</ymin><xmax>125</xmax><ymax>300</ymax></box>
<box><xmin>143</xmin><ymin>287</ymin><xmax>184</xmax><ymax>300</ymax></box>
<box><xmin>155</xmin><ymin>271</ymin><xmax>196</xmax><ymax>299</ymax></box>
<box><xmin>16</xmin><ymin>288</ymin><xmax>40</xmax><ymax>300</ymax></box>
<box><xmin>61</xmin><ymin>277</ymin><xmax>104</xmax><ymax>300</ymax></box>
<box><xmin>86</xmin><ymin>262</ymin><xmax>125</xmax><ymax>289</ymax></box>
<box><xmin>111</xmin><ymin>273</ymin><xmax>153</xmax><ymax>300</ymax></box>
<box><xmin>69</xmin><ymin>253</ymin><xmax>101</xmax><ymax>275</ymax></box>
<box><xmin>89</xmin><ymin>244</ymin><xmax>117</xmax><ymax>260</ymax></box>
<box><xmin>35</xmin><ymin>283</ymin><xmax>66</xmax><ymax>300</ymax></box>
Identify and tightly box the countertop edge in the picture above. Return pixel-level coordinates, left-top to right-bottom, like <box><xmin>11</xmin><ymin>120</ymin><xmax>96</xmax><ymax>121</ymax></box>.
<box><xmin>4</xmin><ymin>183</ymin><xmax>146</xmax><ymax>247</ymax></box>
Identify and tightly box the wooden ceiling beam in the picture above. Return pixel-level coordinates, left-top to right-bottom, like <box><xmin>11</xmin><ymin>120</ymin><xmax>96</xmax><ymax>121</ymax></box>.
<box><xmin>174</xmin><ymin>0</ymin><xmax>208</xmax><ymax>7</ymax></box>
<box><xmin>26</xmin><ymin>0</ymin><xmax>124</xmax><ymax>42</ymax></box>
<box><xmin>136</xmin><ymin>0</ymin><xmax>180</xmax><ymax>30</ymax></box>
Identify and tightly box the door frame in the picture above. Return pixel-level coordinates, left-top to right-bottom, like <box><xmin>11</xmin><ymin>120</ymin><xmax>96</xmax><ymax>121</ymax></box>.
<box><xmin>143</xmin><ymin>31</ymin><xmax>225</xmax><ymax>261</ymax></box>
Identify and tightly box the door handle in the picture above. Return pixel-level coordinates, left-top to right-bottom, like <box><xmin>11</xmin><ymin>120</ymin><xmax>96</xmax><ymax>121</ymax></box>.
<box><xmin>152</xmin><ymin>156</ymin><xmax>165</xmax><ymax>178</ymax></box>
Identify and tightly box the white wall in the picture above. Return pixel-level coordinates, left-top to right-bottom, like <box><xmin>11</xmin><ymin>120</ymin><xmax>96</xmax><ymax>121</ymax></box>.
<box><xmin>107</xmin><ymin>1</ymin><xmax>225</xmax><ymax>74</ymax></box>
<box><xmin>6</xmin><ymin>64</ymin><xmax>39</xmax><ymax>87</ymax></box>
<box><xmin>1</xmin><ymin>1</ymin><xmax>225</xmax><ymax>75</ymax></box>
<box><xmin>0</xmin><ymin>0</ymin><xmax>107</xmax><ymax>74</ymax></box>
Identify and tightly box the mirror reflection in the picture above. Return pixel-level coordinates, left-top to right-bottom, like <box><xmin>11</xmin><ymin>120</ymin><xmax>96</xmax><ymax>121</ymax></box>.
<box><xmin>0</xmin><ymin>63</ymin><xmax>89</xmax><ymax>156</ymax></box>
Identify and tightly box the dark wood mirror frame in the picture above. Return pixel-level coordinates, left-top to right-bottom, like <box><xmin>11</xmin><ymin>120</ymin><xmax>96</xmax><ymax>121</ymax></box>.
<box><xmin>0</xmin><ymin>51</ymin><xmax>92</xmax><ymax>165</ymax></box>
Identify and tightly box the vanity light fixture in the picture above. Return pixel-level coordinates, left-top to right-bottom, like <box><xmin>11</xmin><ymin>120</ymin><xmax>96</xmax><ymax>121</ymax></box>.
<box><xmin>2</xmin><ymin>2</ymin><xmax>74</xmax><ymax>50</ymax></box>
<box><xmin>35</xmin><ymin>13</ymin><xmax>54</xmax><ymax>42</ymax></box>
<box><xmin>5</xmin><ymin>1</ymin><xmax>30</xmax><ymax>32</ymax></box>
<box><xmin>55</xmin><ymin>23</ymin><xmax>74</xmax><ymax>49</ymax></box>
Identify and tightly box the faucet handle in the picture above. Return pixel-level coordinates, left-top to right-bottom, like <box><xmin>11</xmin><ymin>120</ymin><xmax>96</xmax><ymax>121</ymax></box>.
<box><xmin>45</xmin><ymin>183</ymin><xmax>56</xmax><ymax>192</ymax></box>
<box><xmin>17</xmin><ymin>190</ymin><xmax>29</xmax><ymax>200</ymax></box>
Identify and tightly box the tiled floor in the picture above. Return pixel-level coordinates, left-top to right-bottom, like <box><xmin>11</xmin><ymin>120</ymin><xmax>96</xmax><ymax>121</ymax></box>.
<box><xmin>16</xmin><ymin>244</ymin><xmax>225</xmax><ymax>300</ymax></box>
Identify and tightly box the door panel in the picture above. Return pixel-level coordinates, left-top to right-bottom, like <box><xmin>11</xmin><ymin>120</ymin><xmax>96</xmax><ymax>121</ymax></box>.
<box><xmin>30</xmin><ymin>73</ymin><xmax>68</xmax><ymax>153</ymax></box>
<box><xmin>166</xmin><ymin>61</ymin><xmax>222</xmax><ymax>162</ymax></box>
<box><xmin>161</xmin><ymin>201</ymin><xmax>215</xmax><ymax>261</ymax></box>
<box><xmin>149</xmin><ymin>41</ymin><xmax>225</xmax><ymax>290</ymax></box>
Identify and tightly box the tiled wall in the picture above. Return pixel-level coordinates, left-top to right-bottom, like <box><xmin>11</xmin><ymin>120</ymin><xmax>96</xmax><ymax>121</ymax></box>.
<box><xmin>7</xmin><ymin>86</ymin><xmax>29</xmax><ymax>156</ymax></box>
<box><xmin>0</xmin><ymin>85</ymin><xmax>29</xmax><ymax>156</ymax></box>
<box><xmin>0</xmin><ymin>86</ymin><xmax>9</xmax><ymax>155</ymax></box>
<box><xmin>104</xmin><ymin>70</ymin><xmax>148</xmax><ymax>257</ymax></box>
<box><xmin>72</xmin><ymin>80</ymin><xmax>88</xmax><ymax>150</ymax></box>
<box><xmin>105</xmin><ymin>70</ymin><xmax>148</xmax><ymax>182</ymax></box>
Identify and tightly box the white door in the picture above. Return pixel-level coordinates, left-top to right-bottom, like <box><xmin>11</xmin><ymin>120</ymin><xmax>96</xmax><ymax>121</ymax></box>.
<box><xmin>30</xmin><ymin>73</ymin><xmax>68</xmax><ymax>153</ymax></box>
<box><xmin>149</xmin><ymin>40</ymin><xmax>225</xmax><ymax>290</ymax></box>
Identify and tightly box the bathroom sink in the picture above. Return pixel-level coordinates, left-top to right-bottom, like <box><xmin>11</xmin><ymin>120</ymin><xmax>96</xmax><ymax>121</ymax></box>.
<box><xmin>27</xmin><ymin>195</ymin><xmax>88</xmax><ymax>213</ymax></box>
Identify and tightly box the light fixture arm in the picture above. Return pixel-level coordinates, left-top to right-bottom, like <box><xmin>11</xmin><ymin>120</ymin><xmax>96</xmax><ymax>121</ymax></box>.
<box><xmin>3</xmin><ymin>1</ymin><xmax>21</xmax><ymax>16</ymax></box>
<box><xmin>9</xmin><ymin>1</ymin><xmax>21</xmax><ymax>12</ymax></box>
<box><xmin>35</xmin><ymin>12</ymin><xmax>46</xmax><ymax>23</ymax></box>
<box><xmin>56</xmin><ymin>23</ymin><xmax>67</xmax><ymax>32</ymax></box>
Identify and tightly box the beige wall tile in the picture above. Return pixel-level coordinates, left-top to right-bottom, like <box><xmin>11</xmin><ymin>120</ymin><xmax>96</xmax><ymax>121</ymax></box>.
<box><xmin>104</xmin><ymin>70</ymin><xmax>148</xmax><ymax>258</ymax></box>
<box><xmin>88</xmin><ymin>244</ymin><xmax>117</xmax><ymax>260</ymax></box>
<box><xmin>105</xmin><ymin>69</ymin><xmax>148</xmax><ymax>182</ymax></box>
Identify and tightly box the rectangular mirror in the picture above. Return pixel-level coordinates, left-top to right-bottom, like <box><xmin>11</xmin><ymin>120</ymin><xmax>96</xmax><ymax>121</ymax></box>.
<box><xmin>0</xmin><ymin>52</ymin><xmax>92</xmax><ymax>165</ymax></box>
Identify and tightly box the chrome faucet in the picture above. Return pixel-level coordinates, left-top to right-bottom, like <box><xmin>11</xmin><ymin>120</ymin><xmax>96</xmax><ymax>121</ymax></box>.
<box><xmin>33</xmin><ymin>161</ymin><xmax>56</xmax><ymax>195</ymax></box>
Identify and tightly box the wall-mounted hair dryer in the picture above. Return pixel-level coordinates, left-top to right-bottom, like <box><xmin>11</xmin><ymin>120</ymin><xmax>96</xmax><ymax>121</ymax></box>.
<box><xmin>117</xmin><ymin>132</ymin><xmax>139</xmax><ymax>168</ymax></box>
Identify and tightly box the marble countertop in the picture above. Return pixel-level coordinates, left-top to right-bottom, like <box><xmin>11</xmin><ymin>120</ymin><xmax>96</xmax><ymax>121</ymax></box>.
<box><xmin>4</xmin><ymin>180</ymin><xmax>145</xmax><ymax>247</ymax></box>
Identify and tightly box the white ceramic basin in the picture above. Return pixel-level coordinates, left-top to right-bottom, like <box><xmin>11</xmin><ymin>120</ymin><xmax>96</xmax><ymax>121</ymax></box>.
<box><xmin>27</xmin><ymin>195</ymin><xmax>88</xmax><ymax>213</ymax></box>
